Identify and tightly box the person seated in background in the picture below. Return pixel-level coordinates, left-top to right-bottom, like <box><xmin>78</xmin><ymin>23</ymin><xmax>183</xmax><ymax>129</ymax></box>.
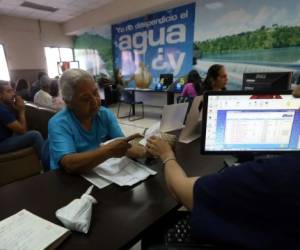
<box><xmin>294</xmin><ymin>83</ymin><xmax>300</xmax><ymax>96</ymax></box>
<box><xmin>30</xmin><ymin>71</ymin><xmax>47</xmax><ymax>101</ymax></box>
<box><xmin>10</xmin><ymin>80</ymin><xmax>16</xmax><ymax>90</ymax></box>
<box><xmin>49</xmin><ymin>79</ymin><xmax>65</xmax><ymax>110</ymax></box>
<box><xmin>200</xmin><ymin>64</ymin><xmax>228</xmax><ymax>94</ymax></box>
<box><xmin>0</xmin><ymin>81</ymin><xmax>44</xmax><ymax>158</ymax></box>
<box><xmin>34</xmin><ymin>75</ymin><xmax>53</xmax><ymax>109</ymax></box>
<box><xmin>181</xmin><ymin>70</ymin><xmax>202</xmax><ymax>97</ymax></box>
<box><xmin>16</xmin><ymin>78</ymin><xmax>30</xmax><ymax>101</ymax></box>
<box><xmin>48</xmin><ymin>69</ymin><xmax>146</xmax><ymax>173</ymax></box>
<box><xmin>114</xmin><ymin>69</ymin><xmax>127</xmax><ymax>92</ymax></box>
<box><xmin>145</xmin><ymin>85</ymin><xmax>300</xmax><ymax>249</ymax></box>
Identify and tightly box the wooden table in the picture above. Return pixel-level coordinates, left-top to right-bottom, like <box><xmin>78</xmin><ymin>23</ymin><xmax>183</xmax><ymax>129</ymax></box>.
<box><xmin>0</xmin><ymin>139</ymin><xmax>225</xmax><ymax>249</ymax></box>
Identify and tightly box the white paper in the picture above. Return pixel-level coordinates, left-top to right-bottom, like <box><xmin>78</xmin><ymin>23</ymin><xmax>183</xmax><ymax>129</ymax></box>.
<box><xmin>139</xmin><ymin>122</ymin><xmax>161</xmax><ymax>146</ymax></box>
<box><xmin>82</xmin><ymin>172</ymin><xmax>112</xmax><ymax>189</ymax></box>
<box><xmin>0</xmin><ymin>209</ymin><xmax>69</xmax><ymax>250</ymax></box>
<box><xmin>160</xmin><ymin>103</ymin><xmax>189</xmax><ymax>132</ymax></box>
<box><xmin>93</xmin><ymin>157</ymin><xmax>157</xmax><ymax>186</ymax></box>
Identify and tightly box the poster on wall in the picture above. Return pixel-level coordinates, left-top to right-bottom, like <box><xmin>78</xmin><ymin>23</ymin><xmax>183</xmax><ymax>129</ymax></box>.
<box><xmin>112</xmin><ymin>3</ymin><xmax>195</xmax><ymax>89</ymax></box>
<box><xmin>193</xmin><ymin>0</ymin><xmax>300</xmax><ymax>89</ymax></box>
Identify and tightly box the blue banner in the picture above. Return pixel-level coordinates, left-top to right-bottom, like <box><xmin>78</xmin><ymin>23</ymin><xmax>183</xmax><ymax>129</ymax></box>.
<box><xmin>112</xmin><ymin>3</ymin><xmax>195</xmax><ymax>89</ymax></box>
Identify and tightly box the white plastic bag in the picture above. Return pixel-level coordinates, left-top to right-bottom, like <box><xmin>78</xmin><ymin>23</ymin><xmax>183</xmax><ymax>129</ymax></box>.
<box><xmin>55</xmin><ymin>185</ymin><xmax>97</xmax><ymax>234</ymax></box>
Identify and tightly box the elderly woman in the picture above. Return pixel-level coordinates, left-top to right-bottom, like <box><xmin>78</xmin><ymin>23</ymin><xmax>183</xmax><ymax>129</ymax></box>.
<box><xmin>48</xmin><ymin>69</ymin><xmax>144</xmax><ymax>173</ymax></box>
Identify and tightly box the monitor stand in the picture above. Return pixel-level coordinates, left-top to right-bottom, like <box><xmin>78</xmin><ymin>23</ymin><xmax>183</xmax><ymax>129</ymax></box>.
<box><xmin>223</xmin><ymin>154</ymin><xmax>255</xmax><ymax>168</ymax></box>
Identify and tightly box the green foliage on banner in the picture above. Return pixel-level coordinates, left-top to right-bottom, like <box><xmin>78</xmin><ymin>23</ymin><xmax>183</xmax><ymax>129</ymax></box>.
<box><xmin>194</xmin><ymin>25</ymin><xmax>300</xmax><ymax>56</ymax></box>
<box><xmin>74</xmin><ymin>33</ymin><xmax>113</xmax><ymax>74</ymax></box>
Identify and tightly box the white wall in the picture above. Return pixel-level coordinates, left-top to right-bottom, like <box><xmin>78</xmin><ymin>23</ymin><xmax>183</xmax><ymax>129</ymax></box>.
<box><xmin>0</xmin><ymin>15</ymin><xmax>73</xmax><ymax>71</ymax></box>
<box><xmin>63</xmin><ymin>0</ymin><xmax>193</xmax><ymax>35</ymax></box>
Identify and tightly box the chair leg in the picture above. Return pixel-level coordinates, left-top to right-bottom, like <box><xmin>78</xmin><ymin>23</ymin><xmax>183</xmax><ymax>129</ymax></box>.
<box><xmin>129</xmin><ymin>103</ymin><xmax>144</xmax><ymax>121</ymax></box>
<box><xmin>117</xmin><ymin>102</ymin><xmax>130</xmax><ymax>119</ymax></box>
<box><xmin>117</xmin><ymin>102</ymin><xmax>121</xmax><ymax>118</ymax></box>
<box><xmin>129</xmin><ymin>104</ymin><xmax>132</xmax><ymax>120</ymax></box>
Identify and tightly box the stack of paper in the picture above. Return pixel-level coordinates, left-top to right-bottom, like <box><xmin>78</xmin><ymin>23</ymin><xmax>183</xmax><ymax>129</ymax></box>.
<box><xmin>0</xmin><ymin>209</ymin><xmax>70</xmax><ymax>250</ymax></box>
<box><xmin>82</xmin><ymin>172</ymin><xmax>111</xmax><ymax>189</ymax></box>
<box><xmin>92</xmin><ymin>157</ymin><xmax>157</xmax><ymax>186</ymax></box>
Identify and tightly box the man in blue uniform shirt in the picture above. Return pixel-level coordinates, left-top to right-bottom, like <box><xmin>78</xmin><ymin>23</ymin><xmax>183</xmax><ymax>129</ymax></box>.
<box><xmin>48</xmin><ymin>69</ymin><xmax>145</xmax><ymax>173</ymax></box>
<box><xmin>0</xmin><ymin>80</ymin><xmax>44</xmax><ymax>158</ymax></box>
<box><xmin>146</xmin><ymin>85</ymin><xmax>300</xmax><ymax>249</ymax></box>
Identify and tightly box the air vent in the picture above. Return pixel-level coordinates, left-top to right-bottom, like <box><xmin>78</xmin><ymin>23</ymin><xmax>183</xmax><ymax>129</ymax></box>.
<box><xmin>20</xmin><ymin>1</ymin><xmax>58</xmax><ymax>12</ymax></box>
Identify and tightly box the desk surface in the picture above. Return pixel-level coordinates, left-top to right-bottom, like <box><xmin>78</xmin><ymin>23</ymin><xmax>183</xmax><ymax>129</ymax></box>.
<box><xmin>0</xmin><ymin>139</ymin><xmax>224</xmax><ymax>249</ymax></box>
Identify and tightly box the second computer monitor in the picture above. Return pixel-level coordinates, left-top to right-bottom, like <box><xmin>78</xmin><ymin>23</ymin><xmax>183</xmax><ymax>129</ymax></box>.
<box><xmin>242</xmin><ymin>72</ymin><xmax>292</xmax><ymax>91</ymax></box>
<box><xmin>201</xmin><ymin>90</ymin><xmax>300</xmax><ymax>154</ymax></box>
<box><xmin>160</xmin><ymin>74</ymin><xmax>173</xmax><ymax>87</ymax></box>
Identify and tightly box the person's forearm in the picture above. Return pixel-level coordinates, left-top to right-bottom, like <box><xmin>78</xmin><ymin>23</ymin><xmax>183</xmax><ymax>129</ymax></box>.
<box><xmin>164</xmin><ymin>158</ymin><xmax>198</xmax><ymax>210</ymax></box>
<box><xmin>164</xmin><ymin>159</ymin><xmax>187</xmax><ymax>201</ymax></box>
<box><xmin>17</xmin><ymin>111</ymin><xmax>27</xmax><ymax>131</ymax></box>
<box><xmin>61</xmin><ymin>145</ymin><xmax>113</xmax><ymax>174</ymax></box>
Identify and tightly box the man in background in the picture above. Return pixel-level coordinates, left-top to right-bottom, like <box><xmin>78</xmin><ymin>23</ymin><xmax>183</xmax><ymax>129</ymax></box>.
<box><xmin>34</xmin><ymin>75</ymin><xmax>53</xmax><ymax>109</ymax></box>
<box><xmin>30</xmin><ymin>71</ymin><xmax>47</xmax><ymax>101</ymax></box>
<box><xmin>0</xmin><ymin>81</ymin><xmax>44</xmax><ymax>158</ymax></box>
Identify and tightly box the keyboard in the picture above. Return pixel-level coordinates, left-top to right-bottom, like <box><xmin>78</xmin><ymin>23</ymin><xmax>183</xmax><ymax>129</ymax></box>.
<box><xmin>164</xmin><ymin>213</ymin><xmax>221</xmax><ymax>249</ymax></box>
<box><xmin>165</xmin><ymin>213</ymin><xmax>196</xmax><ymax>246</ymax></box>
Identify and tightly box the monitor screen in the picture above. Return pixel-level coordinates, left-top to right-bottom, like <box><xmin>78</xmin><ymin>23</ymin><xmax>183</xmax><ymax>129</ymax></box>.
<box><xmin>242</xmin><ymin>72</ymin><xmax>292</xmax><ymax>91</ymax></box>
<box><xmin>159</xmin><ymin>74</ymin><xmax>173</xmax><ymax>87</ymax></box>
<box><xmin>201</xmin><ymin>91</ymin><xmax>300</xmax><ymax>154</ymax></box>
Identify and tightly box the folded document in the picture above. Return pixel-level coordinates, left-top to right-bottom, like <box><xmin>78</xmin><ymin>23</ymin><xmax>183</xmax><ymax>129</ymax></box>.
<box><xmin>92</xmin><ymin>157</ymin><xmax>157</xmax><ymax>186</ymax></box>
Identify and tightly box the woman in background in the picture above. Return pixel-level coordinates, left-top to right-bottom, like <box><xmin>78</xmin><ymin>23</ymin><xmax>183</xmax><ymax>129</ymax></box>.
<box><xmin>15</xmin><ymin>79</ymin><xmax>30</xmax><ymax>101</ymax></box>
<box><xmin>50</xmin><ymin>79</ymin><xmax>65</xmax><ymax>111</ymax></box>
<box><xmin>200</xmin><ymin>64</ymin><xmax>228</xmax><ymax>94</ymax></box>
<box><xmin>181</xmin><ymin>70</ymin><xmax>202</xmax><ymax>97</ymax></box>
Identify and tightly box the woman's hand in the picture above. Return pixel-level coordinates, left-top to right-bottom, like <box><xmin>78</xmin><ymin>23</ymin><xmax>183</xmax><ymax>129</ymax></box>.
<box><xmin>146</xmin><ymin>136</ymin><xmax>175</xmax><ymax>161</ymax></box>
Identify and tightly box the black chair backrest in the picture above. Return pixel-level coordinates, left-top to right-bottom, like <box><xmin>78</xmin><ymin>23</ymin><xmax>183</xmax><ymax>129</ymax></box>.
<box><xmin>177</xmin><ymin>96</ymin><xmax>194</xmax><ymax>103</ymax></box>
<box><xmin>25</xmin><ymin>102</ymin><xmax>56</xmax><ymax>139</ymax></box>
<box><xmin>121</xmin><ymin>90</ymin><xmax>135</xmax><ymax>104</ymax></box>
<box><xmin>176</xmin><ymin>96</ymin><xmax>194</xmax><ymax>124</ymax></box>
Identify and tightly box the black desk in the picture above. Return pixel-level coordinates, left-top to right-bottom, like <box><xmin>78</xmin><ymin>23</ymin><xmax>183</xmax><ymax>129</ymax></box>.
<box><xmin>0</xmin><ymin>139</ymin><xmax>224</xmax><ymax>249</ymax></box>
<box><xmin>125</xmin><ymin>88</ymin><xmax>179</xmax><ymax>115</ymax></box>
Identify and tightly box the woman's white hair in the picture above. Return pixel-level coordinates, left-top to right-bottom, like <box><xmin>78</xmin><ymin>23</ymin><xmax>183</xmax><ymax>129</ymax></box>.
<box><xmin>60</xmin><ymin>69</ymin><xmax>94</xmax><ymax>102</ymax></box>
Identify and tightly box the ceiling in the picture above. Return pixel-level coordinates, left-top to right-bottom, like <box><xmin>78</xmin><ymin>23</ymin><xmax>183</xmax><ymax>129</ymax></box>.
<box><xmin>0</xmin><ymin>0</ymin><xmax>114</xmax><ymax>22</ymax></box>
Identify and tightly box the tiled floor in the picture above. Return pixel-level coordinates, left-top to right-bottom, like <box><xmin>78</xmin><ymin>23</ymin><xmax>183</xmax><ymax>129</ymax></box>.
<box><xmin>109</xmin><ymin>104</ymin><xmax>162</xmax><ymax>136</ymax></box>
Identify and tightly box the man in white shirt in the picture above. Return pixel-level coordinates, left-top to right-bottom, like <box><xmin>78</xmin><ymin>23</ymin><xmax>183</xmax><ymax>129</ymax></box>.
<box><xmin>34</xmin><ymin>76</ymin><xmax>53</xmax><ymax>109</ymax></box>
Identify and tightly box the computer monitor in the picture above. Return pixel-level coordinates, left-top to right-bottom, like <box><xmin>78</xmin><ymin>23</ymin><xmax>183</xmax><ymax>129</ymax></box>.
<box><xmin>201</xmin><ymin>90</ymin><xmax>300</xmax><ymax>157</ymax></box>
<box><xmin>160</xmin><ymin>74</ymin><xmax>173</xmax><ymax>87</ymax></box>
<box><xmin>242</xmin><ymin>72</ymin><xmax>292</xmax><ymax>91</ymax></box>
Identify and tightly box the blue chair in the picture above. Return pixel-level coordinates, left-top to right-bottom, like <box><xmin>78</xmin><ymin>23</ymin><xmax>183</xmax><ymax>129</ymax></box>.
<box><xmin>117</xmin><ymin>90</ymin><xmax>144</xmax><ymax>121</ymax></box>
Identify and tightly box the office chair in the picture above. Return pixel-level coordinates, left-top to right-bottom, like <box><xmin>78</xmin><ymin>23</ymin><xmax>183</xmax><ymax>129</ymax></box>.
<box><xmin>176</xmin><ymin>96</ymin><xmax>193</xmax><ymax>104</ymax></box>
<box><xmin>176</xmin><ymin>96</ymin><xmax>194</xmax><ymax>124</ymax></box>
<box><xmin>117</xmin><ymin>90</ymin><xmax>144</xmax><ymax>121</ymax></box>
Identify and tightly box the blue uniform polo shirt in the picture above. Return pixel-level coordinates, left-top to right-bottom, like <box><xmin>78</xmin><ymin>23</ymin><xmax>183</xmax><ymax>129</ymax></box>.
<box><xmin>0</xmin><ymin>103</ymin><xmax>16</xmax><ymax>142</ymax></box>
<box><xmin>48</xmin><ymin>106</ymin><xmax>124</xmax><ymax>170</ymax></box>
<box><xmin>191</xmin><ymin>154</ymin><xmax>300</xmax><ymax>249</ymax></box>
